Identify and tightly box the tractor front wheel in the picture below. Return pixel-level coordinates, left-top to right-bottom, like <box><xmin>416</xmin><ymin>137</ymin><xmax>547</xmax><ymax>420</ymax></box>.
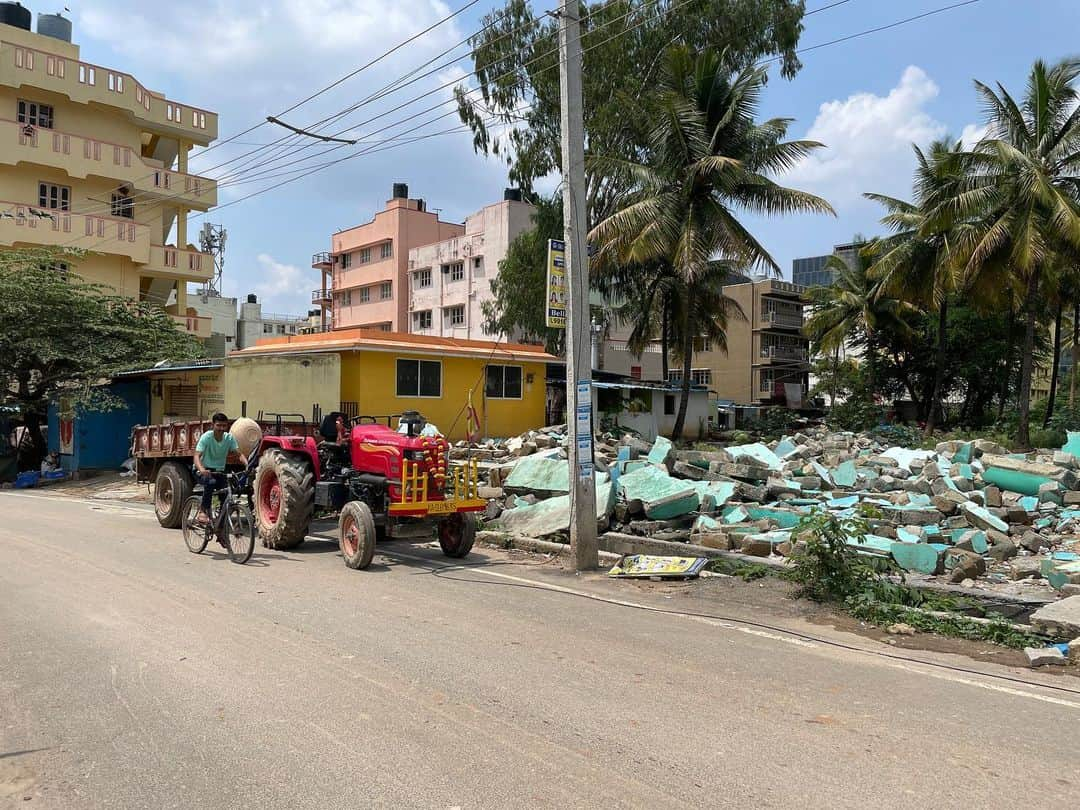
<box><xmin>339</xmin><ymin>501</ymin><xmax>376</xmax><ymax>570</ymax></box>
<box><xmin>437</xmin><ymin>513</ymin><xmax>477</xmax><ymax>558</ymax></box>
<box><xmin>254</xmin><ymin>450</ymin><xmax>314</xmax><ymax>550</ymax></box>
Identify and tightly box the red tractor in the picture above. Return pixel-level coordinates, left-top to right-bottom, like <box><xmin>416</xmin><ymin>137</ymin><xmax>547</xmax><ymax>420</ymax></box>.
<box><xmin>253</xmin><ymin>411</ymin><xmax>486</xmax><ymax>569</ymax></box>
<box><xmin>132</xmin><ymin>411</ymin><xmax>485</xmax><ymax>569</ymax></box>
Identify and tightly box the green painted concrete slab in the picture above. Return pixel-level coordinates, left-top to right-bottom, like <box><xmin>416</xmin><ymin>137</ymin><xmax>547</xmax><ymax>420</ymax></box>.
<box><xmin>728</xmin><ymin>443</ymin><xmax>782</xmax><ymax>471</ymax></box>
<box><xmin>646</xmin><ymin>436</ymin><xmax>674</xmax><ymax>466</ymax></box>
<box><xmin>983</xmin><ymin>466</ymin><xmax>1055</xmax><ymax>497</ymax></box>
<box><xmin>618</xmin><ymin>465</ymin><xmax>700</xmax><ymax>519</ymax></box>
<box><xmin>833</xmin><ymin>460</ymin><xmax>857</xmax><ymax>488</ymax></box>
<box><xmin>492</xmin><ymin>479</ymin><xmax>615</xmax><ymax>537</ymax></box>
<box><xmin>891</xmin><ymin>542</ymin><xmax>943</xmax><ymax>574</ymax></box>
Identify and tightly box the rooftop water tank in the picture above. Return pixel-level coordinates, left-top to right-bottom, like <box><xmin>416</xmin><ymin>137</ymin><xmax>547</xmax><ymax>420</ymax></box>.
<box><xmin>392</xmin><ymin>183</ymin><xmax>409</xmax><ymax>199</ymax></box>
<box><xmin>504</xmin><ymin>188</ymin><xmax>523</xmax><ymax>202</ymax></box>
<box><xmin>37</xmin><ymin>12</ymin><xmax>72</xmax><ymax>42</ymax></box>
<box><xmin>246</xmin><ymin>294</ymin><xmax>258</xmax><ymax>304</ymax></box>
<box><xmin>0</xmin><ymin>2</ymin><xmax>31</xmax><ymax>31</ymax></box>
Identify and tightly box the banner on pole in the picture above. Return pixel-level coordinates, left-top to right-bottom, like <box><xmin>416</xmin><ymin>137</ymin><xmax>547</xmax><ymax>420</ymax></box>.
<box><xmin>545</xmin><ymin>239</ymin><xmax>566</xmax><ymax>328</ymax></box>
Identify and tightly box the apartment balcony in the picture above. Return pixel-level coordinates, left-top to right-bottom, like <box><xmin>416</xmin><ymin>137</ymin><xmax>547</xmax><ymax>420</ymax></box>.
<box><xmin>145</xmin><ymin>243</ymin><xmax>213</xmax><ymax>283</ymax></box>
<box><xmin>171</xmin><ymin>312</ymin><xmax>212</xmax><ymax>339</ymax></box>
<box><xmin>311</xmin><ymin>252</ymin><xmax>332</xmax><ymax>269</ymax></box>
<box><xmin>0</xmin><ymin>202</ymin><xmax>149</xmax><ymax>262</ymax></box>
<box><xmin>759</xmin><ymin>345</ymin><xmax>809</xmax><ymax>363</ymax></box>
<box><xmin>759</xmin><ymin>309</ymin><xmax>805</xmax><ymax>330</ymax></box>
<box><xmin>3</xmin><ymin>120</ymin><xmax>217</xmax><ymax>209</ymax></box>
<box><xmin>757</xmin><ymin>278</ymin><xmax>806</xmax><ymax>299</ymax></box>
<box><xmin>312</xmin><ymin>288</ymin><xmax>333</xmax><ymax>304</ymax></box>
<box><xmin>1</xmin><ymin>39</ymin><xmax>218</xmax><ymax>143</ymax></box>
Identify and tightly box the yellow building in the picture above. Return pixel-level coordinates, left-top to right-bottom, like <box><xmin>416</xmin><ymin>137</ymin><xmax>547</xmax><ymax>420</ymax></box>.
<box><xmin>225</xmin><ymin>329</ymin><xmax>557</xmax><ymax>441</ymax></box>
<box><xmin>0</xmin><ymin>9</ymin><xmax>218</xmax><ymax>337</ymax></box>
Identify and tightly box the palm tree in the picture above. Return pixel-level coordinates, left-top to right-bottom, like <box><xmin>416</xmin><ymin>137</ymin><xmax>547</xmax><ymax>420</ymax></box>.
<box><xmin>589</xmin><ymin>45</ymin><xmax>833</xmax><ymax>439</ymax></box>
<box><xmin>865</xmin><ymin>138</ymin><xmax>970</xmax><ymax>435</ymax></box>
<box><xmin>803</xmin><ymin>251</ymin><xmax>918</xmax><ymax>401</ymax></box>
<box><xmin>960</xmin><ymin>58</ymin><xmax>1080</xmax><ymax>447</ymax></box>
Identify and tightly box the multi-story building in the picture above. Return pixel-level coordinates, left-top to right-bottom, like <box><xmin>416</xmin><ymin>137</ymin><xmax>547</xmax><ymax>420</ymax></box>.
<box><xmin>601</xmin><ymin>276</ymin><xmax>810</xmax><ymax>405</ymax></box>
<box><xmin>236</xmin><ymin>294</ymin><xmax>307</xmax><ymax>349</ymax></box>
<box><xmin>0</xmin><ymin>7</ymin><xmax>218</xmax><ymax>338</ymax></box>
<box><xmin>792</xmin><ymin>241</ymin><xmax>862</xmax><ymax>288</ymax></box>
<box><xmin>311</xmin><ymin>183</ymin><xmax>463</xmax><ymax>332</ymax></box>
<box><xmin>406</xmin><ymin>191</ymin><xmax>535</xmax><ymax>341</ymax></box>
<box><xmin>190</xmin><ymin>291</ymin><xmax>238</xmax><ymax>356</ymax></box>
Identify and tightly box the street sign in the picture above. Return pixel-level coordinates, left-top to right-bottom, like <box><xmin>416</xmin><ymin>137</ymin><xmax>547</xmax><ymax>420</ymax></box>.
<box><xmin>545</xmin><ymin>239</ymin><xmax>566</xmax><ymax>328</ymax></box>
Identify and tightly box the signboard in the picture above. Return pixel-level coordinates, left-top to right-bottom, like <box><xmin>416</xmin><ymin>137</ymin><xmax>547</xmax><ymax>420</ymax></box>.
<box><xmin>607</xmin><ymin>555</ymin><xmax>708</xmax><ymax>580</ymax></box>
<box><xmin>545</xmin><ymin>239</ymin><xmax>566</xmax><ymax>328</ymax></box>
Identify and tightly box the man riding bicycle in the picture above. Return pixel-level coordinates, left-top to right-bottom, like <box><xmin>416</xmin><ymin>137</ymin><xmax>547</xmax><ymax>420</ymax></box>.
<box><xmin>194</xmin><ymin>413</ymin><xmax>249</xmax><ymax>524</ymax></box>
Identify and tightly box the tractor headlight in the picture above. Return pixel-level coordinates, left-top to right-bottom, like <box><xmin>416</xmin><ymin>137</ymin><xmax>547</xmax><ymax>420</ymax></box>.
<box><xmin>404</xmin><ymin>450</ymin><xmax>427</xmax><ymax>462</ymax></box>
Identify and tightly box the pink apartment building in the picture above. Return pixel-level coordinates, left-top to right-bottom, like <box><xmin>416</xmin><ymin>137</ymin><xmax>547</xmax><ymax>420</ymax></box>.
<box><xmin>406</xmin><ymin>191</ymin><xmax>536</xmax><ymax>342</ymax></box>
<box><xmin>312</xmin><ymin>184</ymin><xmax>463</xmax><ymax>331</ymax></box>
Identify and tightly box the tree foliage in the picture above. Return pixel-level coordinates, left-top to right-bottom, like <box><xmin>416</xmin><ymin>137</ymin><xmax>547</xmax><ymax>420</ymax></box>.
<box><xmin>590</xmin><ymin>45</ymin><xmax>832</xmax><ymax>438</ymax></box>
<box><xmin>481</xmin><ymin>195</ymin><xmax>565</xmax><ymax>353</ymax></box>
<box><xmin>456</xmin><ymin>0</ymin><xmax>807</xmax><ymax>214</ymax></box>
<box><xmin>0</xmin><ymin>247</ymin><xmax>204</xmax><ymax>412</ymax></box>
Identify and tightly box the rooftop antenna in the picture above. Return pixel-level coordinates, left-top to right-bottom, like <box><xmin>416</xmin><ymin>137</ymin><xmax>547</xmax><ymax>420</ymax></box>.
<box><xmin>198</xmin><ymin>222</ymin><xmax>227</xmax><ymax>296</ymax></box>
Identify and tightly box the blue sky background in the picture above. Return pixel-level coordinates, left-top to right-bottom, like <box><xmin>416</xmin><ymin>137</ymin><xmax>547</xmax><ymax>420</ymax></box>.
<box><xmin>65</xmin><ymin>0</ymin><xmax>1080</xmax><ymax>313</ymax></box>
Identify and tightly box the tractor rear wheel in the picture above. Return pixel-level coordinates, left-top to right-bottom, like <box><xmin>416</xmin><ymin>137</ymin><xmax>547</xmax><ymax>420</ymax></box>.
<box><xmin>254</xmin><ymin>450</ymin><xmax>314</xmax><ymax>550</ymax></box>
<box><xmin>154</xmin><ymin>461</ymin><xmax>193</xmax><ymax>529</ymax></box>
<box><xmin>438</xmin><ymin>513</ymin><xmax>477</xmax><ymax>558</ymax></box>
<box><xmin>339</xmin><ymin>501</ymin><xmax>376</xmax><ymax>570</ymax></box>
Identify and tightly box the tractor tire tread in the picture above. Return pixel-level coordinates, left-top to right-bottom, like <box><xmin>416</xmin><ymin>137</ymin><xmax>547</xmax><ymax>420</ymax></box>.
<box><xmin>255</xmin><ymin>450</ymin><xmax>314</xmax><ymax>550</ymax></box>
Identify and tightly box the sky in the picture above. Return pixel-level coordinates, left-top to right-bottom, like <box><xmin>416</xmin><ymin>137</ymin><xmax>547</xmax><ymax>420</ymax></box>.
<box><xmin>63</xmin><ymin>0</ymin><xmax>1080</xmax><ymax>313</ymax></box>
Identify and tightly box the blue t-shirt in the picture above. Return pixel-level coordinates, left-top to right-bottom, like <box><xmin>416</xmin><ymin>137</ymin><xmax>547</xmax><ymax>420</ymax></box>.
<box><xmin>196</xmin><ymin>430</ymin><xmax>239</xmax><ymax>471</ymax></box>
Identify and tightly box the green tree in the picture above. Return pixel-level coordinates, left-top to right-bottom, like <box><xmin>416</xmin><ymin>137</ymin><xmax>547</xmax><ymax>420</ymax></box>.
<box><xmin>590</xmin><ymin>46</ymin><xmax>832</xmax><ymax>438</ymax></box>
<box><xmin>803</xmin><ymin>251</ymin><xmax>917</xmax><ymax>398</ymax></box>
<box><xmin>480</xmin><ymin>195</ymin><xmax>565</xmax><ymax>353</ymax></box>
<box><xmin>456</xmin><ymin>0</ymin><xmax>807</xmax><ymax>212</ymax></box>
<box><xmin>961</xmin><ymin>58</ymin><xmax>1080</xmax><ymax>447</ymax></box>
<box><xmin>0</xmin><ymin>247</ymin><xmax>204</xmax><ymax>413</ymax></box>
<box><xmin>865</xmin><ymin>138</ymin><xmax>970</xmax><ymax>435</ymax></box>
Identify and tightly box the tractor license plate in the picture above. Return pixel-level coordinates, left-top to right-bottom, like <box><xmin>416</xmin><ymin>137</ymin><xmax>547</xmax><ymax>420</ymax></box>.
<box><xmin>427</xmin><ymin>500</ymin><xmax>456</xmax><ymax>515</ymax></box>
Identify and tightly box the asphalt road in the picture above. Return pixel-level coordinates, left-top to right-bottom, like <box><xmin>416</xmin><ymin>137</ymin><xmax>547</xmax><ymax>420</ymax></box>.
<box><xmin>2</xmin><ymin>491</ymin><xmax>1078</xmax><ymax>809</ymax></box>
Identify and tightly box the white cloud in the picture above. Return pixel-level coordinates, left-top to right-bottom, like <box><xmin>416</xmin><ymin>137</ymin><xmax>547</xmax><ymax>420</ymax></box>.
<box><xmin>244</xmin><ymin>253</ymin><xmax>318</xmax><ymax>315</ymax></box>
<box><xmin>960</xmin><ymin>123</ymin><xmax>990</xmax><ymax>148</ymax></box>
<box><xmin>785</xmin><ymin>66</ymin><xmax>949</xmax><ymax>210</ymax></box>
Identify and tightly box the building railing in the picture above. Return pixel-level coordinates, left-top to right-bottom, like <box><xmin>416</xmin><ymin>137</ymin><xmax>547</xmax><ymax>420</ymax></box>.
<box><xmin>759</xmin><ymin>278</ymin><xmax>806</xmax><ymax>296</ymax></box>
<box><xmin>312</xmin><ymin>251</ymin><xmax>332</xmax><ymax>267</ymax></box>
<box><xmin>312</xmin><ymin>288</ymin><xmax>333</xmax><ymax>304</ymax></box>
<box><xmin>761</xmin><ymin>310</ymin><xmax>804</xmax><ymax>329</ymax></box>
<box><xmin>6</xmin><ymin>38</ymin><xmax>217</xmax><ymax>139</ymax></box>
<box><xmin>149</xmin><ymin>243</ymin><xmax>212</xmax><ymax>278</ymax></box>
<box><xmin>4</xmin><ymin>119</ymin><xmax>216</xmax><ymax>207</ymax></box>
<box><xmin>761</xmin><ymin>345</ymin><xmax>809</xmax><ymax>361</ymax></box>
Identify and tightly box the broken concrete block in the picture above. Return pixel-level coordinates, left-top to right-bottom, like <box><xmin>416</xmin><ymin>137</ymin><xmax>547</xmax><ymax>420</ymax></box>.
<box><xmin>491</xmin><ymin>479</ymin><xmax>615</xmax><ymax>538</ymax></box>
<box><xmin>672</xmin><ymin>460</ymin><xmax>721</xmax><ymax>481</ymax></box>
<box><xmin>1064</xmin><ymin>491</ymin><xmax>1080</xmax><ymax>506</ymax></box>
<box><xmin>709</xmin><ymin>462</ymin><xmax>770</xmax><ymax>482</ymax></box>
<box><xmin>953</xmin><ymin>530</ymin><xmax>988</xmax><ymax>554</ymax></box>
<box><xmin>891</xmin><ymin>542</ymin><xmax>943</xmax><ymax>574</ymax></box>
<box><xmin>1009</xmin><ymin>559</ymin><xmax>1043</xmax><ymax>580</ymax></box>
<box><xmin>478</xmin><ymin>486</ymin><xmax>504</xmax><ymax>500</ymax></box>
<box><xmin>619</xmin><ymin>465</ymin><xmax>699</xmax><ymax>520</ymax></box>
<box><xmin>728</xmin><ymin>443</ymin><xmax>782</xmax><ymax>471</ymax></box>
<box><xmin>1069</xmin><ymin>638</ymin><xmax>1080</xmax><ymax>663</ymax></box>
<box><xmin>740</xmin><ymin>536</ymin><xmax>774</xmax><ymax>557</ymax></box>
<box><xmin>832</xmin><ymin>460</ymin><xmax>857</xmax><ymax>488</ymax></box>
<box><xmin>1031</xmin><ymin>595</ymin><xmax>1080</xmax><ymax>638</ymax></box>
<box><xmin>959</xmin><ymin>501</ymin><xmax>1009</xmax><ymax>533</ymax></box>
<box><xmin>1020</xmin><ymin>530</ymin><xmax>1048</xmax><ymax>553</ymax></box>
<box><xmin>503</xmin><ymin>452</ymin><xmax>573</xmax><ymax>497</ymax></box>
<box><xmin>944</xmin><ymin>548</ymin><xmax>986</xmax><ymax>583</ymax></box>
<box><xmin>1046</xmin><ymin>561</ymin><xmax>1080</xmax><ymax>590</ymax></box>
<box><xmin>697</xmin><ymin>532</ymin><xmax>733</xmax><ymax>550</ymax></box>
<box><xmin>986</xmin><ymin>536</ymin><xmax>1018</xmax><ymax>562</ymax></box>
<box><xmin>983</xmin><ymin>486</ymin><xmax>1002</xmax><ymax>508</ymax></box>
<box><xmin>1025</xmin><ymin>647</ymin><xmax>1066</xmax><ymax>667</ymax></box>
<box><xmin>646</xmin><ymin>436</ymin><xmax>675</xmax><ymax>469</ymax></box>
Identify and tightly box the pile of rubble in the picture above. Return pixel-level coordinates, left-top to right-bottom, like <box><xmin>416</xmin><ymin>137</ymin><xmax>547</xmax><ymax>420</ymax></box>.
<box><xmin>460</xmin><ymin>427</ymin><xmax>1080</xmax><ymax>608</ymax></box>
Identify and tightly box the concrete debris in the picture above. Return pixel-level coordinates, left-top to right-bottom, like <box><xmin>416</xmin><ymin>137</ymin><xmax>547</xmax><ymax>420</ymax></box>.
<box><xmin>886</xmin><ymin>623</ymin><xmax>917</xmax><ymax>636</ymax></box>
<box><xmin>1024</xmin><ymin>646</ymin><xmax>1066</xmax><ymax>668</ymax></box>
<box><xmin>470</xmin><ymin>423</ymin><xmax>1080</xmax><ymax>604</ymax></box>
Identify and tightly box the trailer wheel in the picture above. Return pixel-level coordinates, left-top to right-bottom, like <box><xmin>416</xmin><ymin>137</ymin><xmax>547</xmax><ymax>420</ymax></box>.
<box><xmin>438</xmin><ymin>513</ymin><xmax>477</xmax><ymax>559</ymax></box>
<box><xmin>339</xmin><ymin>501</ymin><xmax>376</xmax><ymax>570</ymax></box>
<box><xmin>154</xmin><ymin>461</ymin><xmax>193</xmax><ymax>529</ymax></box>
<box><xmin>255</xmin><ymin>450</ymin><xmax>313</xmax><ymax>550</ymax></box>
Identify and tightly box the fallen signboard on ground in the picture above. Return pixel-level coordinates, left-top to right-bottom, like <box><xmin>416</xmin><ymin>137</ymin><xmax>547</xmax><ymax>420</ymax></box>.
<box><xmin>608</xmin><ymin>554</ymin><xmax>708</xmax><ymax>580</ymax></box>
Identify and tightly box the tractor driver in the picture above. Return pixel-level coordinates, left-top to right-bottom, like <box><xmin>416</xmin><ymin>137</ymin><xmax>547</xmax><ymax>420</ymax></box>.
<box><xmin>194</xmin><ymin>413</ymin><xmax>248</xmax><ymax>523</ymax></box>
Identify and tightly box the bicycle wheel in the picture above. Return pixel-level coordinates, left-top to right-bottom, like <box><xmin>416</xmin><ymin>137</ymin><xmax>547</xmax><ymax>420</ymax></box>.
<box><xmin>181</xmin><ymin>496</ymin><xmax>210</xmax><ymax>554</ymax></box>
<box><xmin>225</xmin><ymin>502</ymin><xmax>256</xmax><ymax>564</ymax></box>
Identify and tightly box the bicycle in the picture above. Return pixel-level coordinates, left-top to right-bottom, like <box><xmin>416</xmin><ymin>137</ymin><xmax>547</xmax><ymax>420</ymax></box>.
<box><xmin>180</xmin><ymin>470</ymin><xmax>256</xmax><ymax>564</ymax></box>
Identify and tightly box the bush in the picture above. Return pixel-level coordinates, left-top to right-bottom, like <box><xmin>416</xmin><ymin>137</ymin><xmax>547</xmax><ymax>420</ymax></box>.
<box><xmin>789</xmin><ymin>509</ymin><xmax>879</xmax><ymax>602</ymax></box>
<box><xmin>827</xmin><ymin>397</ymin><xmax>883</xmax><ymax>432</ymax></box>
<box><xmin>871</xmin><ymin>423</ymin><xmax>920</xmax><ymax>447</ymax></box>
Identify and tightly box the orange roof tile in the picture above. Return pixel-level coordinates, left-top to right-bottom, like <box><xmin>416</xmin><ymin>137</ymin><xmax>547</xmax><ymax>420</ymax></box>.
<box><xmin>230</xmin><ymin>328</ymin><xmax>560</xmax><ymax>363</ymax></box>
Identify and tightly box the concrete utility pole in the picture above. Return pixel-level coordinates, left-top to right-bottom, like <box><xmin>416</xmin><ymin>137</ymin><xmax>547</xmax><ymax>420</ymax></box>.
<box><xmin>557</xmin><ymin>0</ymin><xmax>598</xmax><ymax>571</ymax></box>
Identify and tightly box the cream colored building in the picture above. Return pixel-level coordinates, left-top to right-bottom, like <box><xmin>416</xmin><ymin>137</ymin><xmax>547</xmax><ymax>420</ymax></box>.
<box><xmin>406</xmin><ymin>192</ymin><xmax>535</xmax><ymax>341</ymax></box>
<box><xmin>0</xmin><ymin>9</ymin><xmax>218</xmax><ymax>337</ymax></box>
<box><xmin>601</xmin><ymin>276</ymin><xmax>810</xmax><ymax>406</ymax></box>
